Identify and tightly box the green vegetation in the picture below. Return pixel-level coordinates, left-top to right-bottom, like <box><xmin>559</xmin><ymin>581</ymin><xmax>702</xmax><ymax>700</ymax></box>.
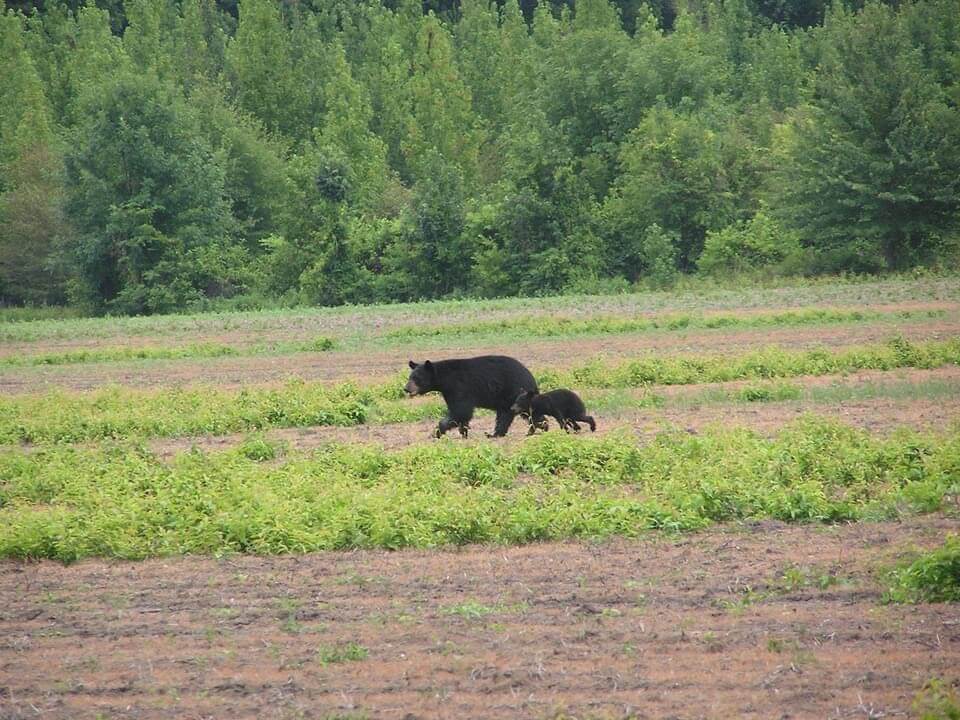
<box><xmin>0</xmin><ymin>418</ymin><xmax>956</xmax><ymax>561</ymax></box>
<box><xmin>441</xmin><ymin>601</ymin><xmax>517</xmax><ymax>619</ymax></box>
<box><xmin>316</xmin><ymin>643</ymin><xmax>369</xmax><ymax>665</ymax></box>
<box><xmin>2</xmin><ymin>337</ymin><xmax>957</xmax><ymax>444</ymax></box>
<box><xmin>913</xmin><ymin>679</ymin><xmax>960</xmax><ymax>720</ymax></box>
<box><xmin>542</xmin><ymin>337</ymin><xmax>960</xmax><ymax>389</ymax></box>
<box><xmin>1</xmin><ymin>0</ymin><xmax>958</xmax><ymax>314</ymax></box>
<box><xmin>2</xmin><ymin>306</ymin><xmax>943</xmax><ymax>368</ymax></box>
<box><xmin>385</xmin><ymin>307</ymin><xmax>946</xmax><ymax>343</ymax></box>
<box><xmin>884</xmin><ymin>536</ymin><xmax>960</xmax><ymax>604</ymax></box>
<box><xmin>0</xmin><ymin>380</ymin><xmax>372</xmax><ymax>444</ymax></box>
<box><xmin>0</xmin><ymin>336</ymin><xmax>336</xmax><ymax>367</ymax></box>
<box><xmin>0</xmin><ymin>343</ymin><xmax>240</xmax><ymax>367</ymax></box>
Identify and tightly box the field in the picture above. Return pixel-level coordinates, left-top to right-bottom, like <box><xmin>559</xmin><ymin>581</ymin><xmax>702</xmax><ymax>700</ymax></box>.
<box><xmin>2</xmin><ymin>276</ymin><xmax>959</xmax><ymax>719</ymax></box>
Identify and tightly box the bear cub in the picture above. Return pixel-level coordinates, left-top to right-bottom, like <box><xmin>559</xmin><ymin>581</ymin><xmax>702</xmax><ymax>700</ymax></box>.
<box><xmin>511</xmin><ymin>388</ymin><xmax>596</xmax><ymax>435</ymax></box>
<box><xmin>405</xmin><ymin>355</ymin><xmax>538</xmax><ymax>438</ymax></box>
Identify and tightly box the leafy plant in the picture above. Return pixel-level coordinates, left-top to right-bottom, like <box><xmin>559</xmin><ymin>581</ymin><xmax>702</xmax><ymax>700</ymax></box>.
<box><xmin>884</xmin><ymin>536</ymin><xmax>960</xmax><ymax>603</ymax></box>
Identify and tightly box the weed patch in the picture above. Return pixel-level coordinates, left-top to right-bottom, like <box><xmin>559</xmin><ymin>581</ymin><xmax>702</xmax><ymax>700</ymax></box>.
<box><xmin>883</xmin><ymin>536</ymin><xmax>960</xmax><ymax>603</ymax></box>
<box><xmin>913</xmin><ymin>679</ymin><xmax>960</xmax><ymax>720</ymax></box>
<box><xmin>0</xmin><ymin>418</ymin><xmax>956</xmax><ymax>561</ymax></box>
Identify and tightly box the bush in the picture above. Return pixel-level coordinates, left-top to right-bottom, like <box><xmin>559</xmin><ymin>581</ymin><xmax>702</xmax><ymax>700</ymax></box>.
<box><xmin>884</xmin><ymin>536</ymin><xmax>960</xmax><ymax>603</ymax></box>
<box><xmin>639</xmin><ymin>224</ymin><xmax>680</xmax><ymax>289</ymax></box>
<box><xmin>699</xmin><ymin>211</ymin><xmax>803</xmax><ymax>275</ymax></box>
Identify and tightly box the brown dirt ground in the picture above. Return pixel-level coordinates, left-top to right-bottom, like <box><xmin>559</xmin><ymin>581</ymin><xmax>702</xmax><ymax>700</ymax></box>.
<box><xmin>1</xmin><ymin>516</ymin><xmax>957</xmax><ymax>720</ymax></box>
<box><xmin>136</xmin><ymin>366</ymin><xmax>960</xmax><ymax>458</ymax></box>
<box><xmin>1</xmin><ymin>318</ymin><xmax>958</xmax><ymax>395</ymax></box>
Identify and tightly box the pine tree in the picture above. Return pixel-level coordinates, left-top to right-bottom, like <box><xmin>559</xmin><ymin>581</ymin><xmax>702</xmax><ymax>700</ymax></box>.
<box><xmin>403</xmin><ymin>13</ymin><xmax>483</xmax><ymax>189</ymax></box>
<box><xmin>315</xmin><ymin>39</ymin><xmax>390</xmax><ymax>215</ymax></box>
<box><xmin>0</xmin><ymin>10</ymin><xmax>70</xmax><ymax>305</ymax></box>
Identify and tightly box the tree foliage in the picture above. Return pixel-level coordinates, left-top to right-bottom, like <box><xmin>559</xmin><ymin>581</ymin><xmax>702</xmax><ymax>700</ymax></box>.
<box><xmin>2</xmin><ymin>0</ymin><xmax>958</xmax><ymax>312</ymax></box>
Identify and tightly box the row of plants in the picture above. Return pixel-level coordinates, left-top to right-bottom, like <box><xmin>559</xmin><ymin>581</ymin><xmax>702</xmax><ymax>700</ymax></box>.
<box><xmin>385</xmin><ymin>307</ymin><xmax>946</xmax><ymax>342</ymax></box>
<box><xmin>4</xmin><ymin>306</ymin><xmax>946</xmax><ymax>368</ymax></box>
<box><xmin>1</xmin><ymin>418</ymin><xmax>956</xmax><ymax>562</ymax></box>
<box><xmin>0</xmin><ymin>337</ymin><xmax>335</xmax><ymax>368</ymax></box>
<box><xmin>2</xmin><ymin>337</ymin><xmax>957</xmax><ymax>444</ymax></box>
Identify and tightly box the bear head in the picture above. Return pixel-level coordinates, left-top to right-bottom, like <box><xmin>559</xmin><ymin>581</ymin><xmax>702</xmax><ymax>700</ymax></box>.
<box><xmin>405</xmin><ymin>360</ymin><xmax>436</xmax><ymax>396</ymax></box>
<box><xmin>511</xmin><ymin>389</ymin><xmax>535</xmax><ymax>416</ymax></box>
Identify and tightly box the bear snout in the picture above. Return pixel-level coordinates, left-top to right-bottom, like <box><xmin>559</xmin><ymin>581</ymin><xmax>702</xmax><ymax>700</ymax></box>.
<box><xmin>404</xmin><ymin>381</ymin><xmax>420</xmax><ymax>396</ymax></box>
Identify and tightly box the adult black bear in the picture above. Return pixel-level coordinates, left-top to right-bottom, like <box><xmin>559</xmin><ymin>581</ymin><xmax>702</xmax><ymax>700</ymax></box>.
<box><xmin>404</xmin><ymin>355</ymin><xmax>538</xmax><ymax>438</ymax></box>
<box><xmin>511</xmin><ymin>388</ymin><xmax>596</xmax><ymax>435</ymax></box>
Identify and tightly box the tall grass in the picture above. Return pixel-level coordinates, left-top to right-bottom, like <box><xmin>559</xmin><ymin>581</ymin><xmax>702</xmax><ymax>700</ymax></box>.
<box><xmin>0</xmin><ymin>418</ymin><xmax>955</xmax><ymax>561</ymax></box>
<box><xmin>0</xmin><ymin>379</ymin><xmax>371</xmax><ymax>443</ymax></box>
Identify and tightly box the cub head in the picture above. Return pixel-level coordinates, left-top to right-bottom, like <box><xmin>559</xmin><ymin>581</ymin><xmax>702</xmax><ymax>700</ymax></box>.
<box><xmin>511</xmin><ymin>389</ymin><xmax>535</xmax><ymax>416</ymax></box>
<box><xmin>405</xmin><ymin>360</ymin><xmax>436</xmax><ymax>396</ymax></box>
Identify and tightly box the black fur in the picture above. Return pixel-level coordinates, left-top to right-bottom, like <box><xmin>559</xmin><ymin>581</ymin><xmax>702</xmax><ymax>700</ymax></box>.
<box><xmin>405</xmin><ymin>355</ymin><xmax>539</xmax><ymax>438</ymax></box>
<box><xmin>511</xmin><ymin>388</ymin><xmax>596</xmax><ymax>435</ymax></box>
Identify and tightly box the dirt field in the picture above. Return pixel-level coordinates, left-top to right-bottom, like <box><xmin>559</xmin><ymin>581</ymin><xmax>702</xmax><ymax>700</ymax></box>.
<box><xmin>2</xmin><ymin>286</ymin><xmax>959</xmax><ymax>719</ymax></box>
<box><xmin>2</xmin><ymin>517</ymin><xmax>957</xmax><ymax>720</ymax></box>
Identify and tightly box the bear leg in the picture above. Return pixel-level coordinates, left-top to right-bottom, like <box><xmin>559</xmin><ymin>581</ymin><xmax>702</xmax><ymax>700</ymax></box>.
<box><xmin>487</xmin><ymin>409</ymin><xmax>516</xmax><ymax>438</ymax></box>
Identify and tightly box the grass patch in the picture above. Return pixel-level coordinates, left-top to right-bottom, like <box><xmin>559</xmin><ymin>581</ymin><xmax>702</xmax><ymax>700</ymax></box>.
<box><xmin>2</xmin><ymin>306</ymin><xmax>945</xmax><ymax>369</ymax></box>
<box><xmin>883</xmin><ymin>536</ymin><xmax>960</xmax><ymax>603</ymax></box>
<box><xmin>0</xmin><ymin>379</ymin><xmax>370</xmax><ymax>444</ymax></box>
<box><xmin>441</xmin><ymin>600</ymin><xmax>527</xmax><ymax>619</ymax></box>
<box><xmin>540</xmin><ymin>336</ymin><xmax>960</xmax><ymax>389</ymax></box>
<box><xmin>316</xmin><ymin>642</ymin><xmax>369</xmax><ymax>664</ymax></box>
<box><xmin>0</xmin><ymin>418</ymin><xmax>956</xmax><ymax>561</ymax></box>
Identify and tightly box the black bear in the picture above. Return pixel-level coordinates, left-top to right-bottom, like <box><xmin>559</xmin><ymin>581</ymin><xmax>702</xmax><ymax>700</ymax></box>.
<box><xmin>511</xmin><ymin>388</ymin><xmax>596</xmax><ymax>435</ymax></box>
<box><xmin>405</xmin><ymin>355</ymin><xmax>538</xmax><ymax>438</ymax></box>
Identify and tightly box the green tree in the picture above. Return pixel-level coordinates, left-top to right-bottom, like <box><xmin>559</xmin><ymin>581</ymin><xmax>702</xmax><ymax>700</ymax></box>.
<box><xmin>403</xmin><ymin>13</ymin><xmax>483</xmax><ymax>188</ymax></box>
<box><xmin>770</xmin><ymin>3</ymin><xmax>960</xmax><ymax>270</ymax></box>
<box><xmin>0</xmin><ymin>10</ymin><xmax>70</xmax><ymax>305</ymax></box>
<box><xmin>602</xmin><ymin>103</ymin><xmax>760</xmax><ymax>273</ymax></box>
<box><xmin>314</xmin><ymin>40</ymin><xmax>391</xmax><ymax>215</ymax></box>
<box><xmin>64</xmin><ymin>74</ymin><xmax>239</xmax><ymax>314</ymax></box>
<box><xmin>226</xmin><ymin>0</ymin><xmax>324</xmax><ymax>141</ymax></box>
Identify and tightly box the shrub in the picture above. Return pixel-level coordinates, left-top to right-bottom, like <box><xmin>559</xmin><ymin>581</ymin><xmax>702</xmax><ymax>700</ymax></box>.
<box><xmin>884</xmin><ymin>536</ymin><xmax>960</xmax><ymax>603</ymax></box>
<box><xmin>699</xmin><ymin>211</ymin><xmax>803</xmax><ymax>275</ymax></box>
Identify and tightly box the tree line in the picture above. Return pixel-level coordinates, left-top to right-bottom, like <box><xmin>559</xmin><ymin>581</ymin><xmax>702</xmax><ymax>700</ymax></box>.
<box><xmin>1</xmin><ymin>0</ymin><xmax>958</xmax><ymax>314</ymax></box>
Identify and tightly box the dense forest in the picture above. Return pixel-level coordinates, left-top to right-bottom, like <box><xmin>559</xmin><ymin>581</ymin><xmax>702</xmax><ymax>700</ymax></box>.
<box><xmin>0</xmin><ymin>0</ymin><xmax>958</xmax><ymax>314</ymax></box>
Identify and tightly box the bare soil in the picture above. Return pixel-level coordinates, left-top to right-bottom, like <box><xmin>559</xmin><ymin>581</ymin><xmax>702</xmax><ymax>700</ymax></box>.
<box><xmin>1</xmin><ymin>317</ymin><xmax>958</xmax><ymax>395</ymax></box>
<box><xmin>1</xmin><ymin>516</ymin><xmax>957</xmax><ymax>720</ymax></box>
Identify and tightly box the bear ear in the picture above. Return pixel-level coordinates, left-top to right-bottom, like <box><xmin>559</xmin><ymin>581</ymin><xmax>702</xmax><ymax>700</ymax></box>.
<box><xmin>408</xmin><ymin>360</ymin><xmax>418</xmax><ymax>369</ymax></box>
<box><xmin>423</xmin><ymin>360</ymin><xmax>433</xmax><ymax>371</ymax></box>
